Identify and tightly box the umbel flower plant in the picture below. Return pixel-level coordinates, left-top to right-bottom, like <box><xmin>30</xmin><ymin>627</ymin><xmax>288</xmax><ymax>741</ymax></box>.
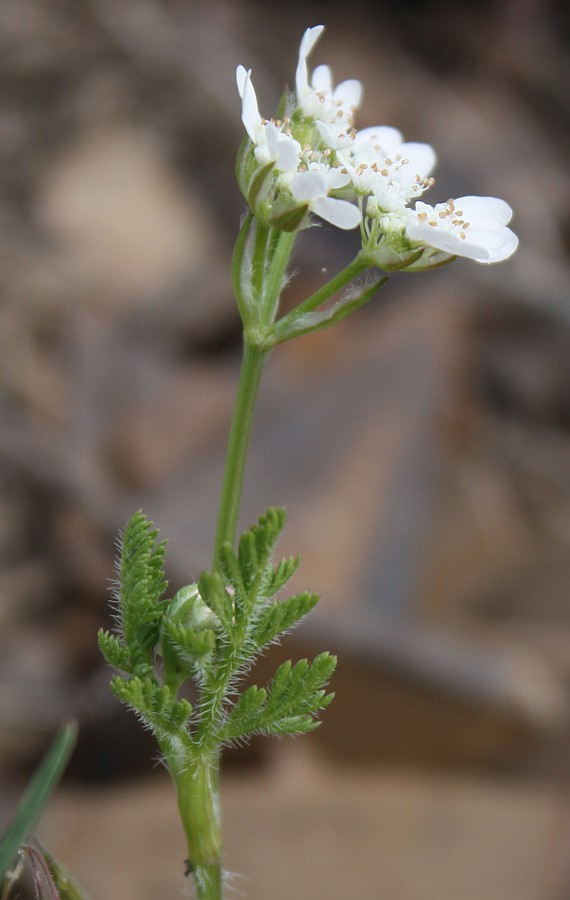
<box><xmin>97</xmin><ymin>24</ymin><xmax>517</xmax><ymax>900</ymax></box>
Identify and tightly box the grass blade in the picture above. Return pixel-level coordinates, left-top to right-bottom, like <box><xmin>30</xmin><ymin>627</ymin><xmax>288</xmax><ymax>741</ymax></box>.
<box><xmin>0</xmin><ymin>720</ymin><xmax>78</xmax><ymax>879</ymax></box>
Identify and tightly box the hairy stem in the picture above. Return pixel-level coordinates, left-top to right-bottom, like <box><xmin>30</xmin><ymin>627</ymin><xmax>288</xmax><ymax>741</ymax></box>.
<box><xmin>175</xmin><ymin>753</ymin><xmax>222</xmax><ymax>900</ymax></box>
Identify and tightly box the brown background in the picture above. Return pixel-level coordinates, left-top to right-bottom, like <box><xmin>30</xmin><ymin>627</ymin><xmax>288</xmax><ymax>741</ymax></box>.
<box><xmin>1</xmin><ymin>0</ymin><xmax>570</xmax><ymax>897</ymax></box>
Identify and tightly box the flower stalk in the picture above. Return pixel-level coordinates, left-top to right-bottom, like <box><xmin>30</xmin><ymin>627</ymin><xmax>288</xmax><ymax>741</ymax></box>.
<box><xmin>212</xmin><ymin>339</ymin><xmax>267</xmax><ymax>564</ymax></box>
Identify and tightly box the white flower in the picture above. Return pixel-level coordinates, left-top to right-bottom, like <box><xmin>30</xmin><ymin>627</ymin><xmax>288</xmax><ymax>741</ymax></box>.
<box><xmin>342</xmin><ymin>127</ymin><xmax>436</xmax><ymax>201</ymax></box>
<box><xmin>235</xmin><ymin>25</ymin><xmax>517</xmax><ymax>259</ymax></box>
<box><xmin>405</xmin><ymin>196</ymin><xmax>519</xmax><ymax>263</ymax></box>
<box><xmin>236</xmin><ymin>66</ymin><xmax>301</xmax><ymax>173</ymax></box>
<box><xmin>257</xmin><ymin>122</ymin><xmax>301</xmax><ymax>174</ymax></box>
<box><xmin>289</xmin><ymin>169</ymin><xmax>361</xmax><ymax>230</ymax></box>
<box><xmin>295</xmin><ymin>25</ymin><xmax>362</xmax><ymax>127</ymax></box>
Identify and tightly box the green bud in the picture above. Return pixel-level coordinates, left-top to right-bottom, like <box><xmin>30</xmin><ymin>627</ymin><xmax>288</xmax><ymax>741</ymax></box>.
<box><xmin>166</xmin><ymin>584</ymin><xmax>220</xmax><ymax>633</ymax></box>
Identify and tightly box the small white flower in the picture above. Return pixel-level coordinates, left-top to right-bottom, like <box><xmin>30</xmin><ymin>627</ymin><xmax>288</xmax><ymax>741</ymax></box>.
<box><xmin>257</xmin><ymin>122</ymin><xmax>301</xmax><ymax>173</ymax></box>
<box><xmin>405</xmin><ymin>196</ymin><xmax>519</xmax><ymax>263</ymax></box>
<box><xmin>295</xmin><ymin>25</ymin><xmax>362</xmax><ymax>126</ymax></box>
<box><xmin>315</xmin><ymin>120</ymin><xmax>355</xmax><ymax>151</ymax></box>
<box><xmin>345</xmin><ymin>128</ymin><xmax>436</xmax><ymax>198</ymax></box>
<box><xmin>236</xmin><ymin>66</ymin><xmax>301</xmax><ymax>174</ymax></box>
<box><xmin>236</xmin><ymin>25</ymin><xmax>518</xmax><ymax>258</ymax></box>
<box><xmin>289</xmin><ymin>169</ymin><xmax>361</xmax><ymax>230</ymax></box>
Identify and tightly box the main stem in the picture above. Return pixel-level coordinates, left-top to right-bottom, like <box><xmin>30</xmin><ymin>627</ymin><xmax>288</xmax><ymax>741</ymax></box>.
<box><xmin>196</xmin><ymin>227</ymin><xmax>363</xmax><ymax>898</ymax></box>
<box><xmin>213</xmin><ymin>339</ymin><xmax>267</xmax><ymax>564</ymax></box>
<box><xmin>190</xmin><ymin>335</ymin><xmax>265</xmax><ymax>900</ymax></box>
<box><xmin>175</xmin><ymin>752</ymin><xmax>223</xmax><ymax>900</ymax></box>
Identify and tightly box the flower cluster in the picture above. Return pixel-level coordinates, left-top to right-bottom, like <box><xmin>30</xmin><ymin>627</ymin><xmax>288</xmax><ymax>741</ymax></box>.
<box><xmin>236</xmin><ymin>25</ymin><xmax>518</xmax><ymax>268</ymax></box>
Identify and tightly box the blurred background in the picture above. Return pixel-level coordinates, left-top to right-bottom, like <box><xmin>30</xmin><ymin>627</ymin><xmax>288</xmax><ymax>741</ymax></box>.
<box><xmin>1</xmin><ymin>0</ymin><xmax>570</xmax><ymax>897</ymax></box>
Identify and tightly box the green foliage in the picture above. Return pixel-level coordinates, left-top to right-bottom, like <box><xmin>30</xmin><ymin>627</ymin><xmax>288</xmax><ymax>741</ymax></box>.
<box><xmin>0</xmin><ymin>721</ymin><xmax>78</xmax><ymax>882</ymax></box>
<box><xmin>110</xmin><ymin>676</ymin><xmax>192</xmax><ymax>741</ymax></box>
<box><xmin>37</xmin><ymin>844</ymin><xmax>91</xmax><ymax>900</ymax></box>
<box><xmin>221</xmin><ymin>653</ymin><xmax>336</xmax><ymax>741</ymax></box>
<box><xmin>99</xmin><ymin>507</ymin><xmax>335</xmax><ymax>762</ymax></box>
<box><xmin>250</xmin><ymin>590</ymin><xmax>319</xmax><ymax>651</ymax></box>
<box><xmin>98</xmin><ymin>512</ymin><xmax>167</xmax><ymax>679</ymax></box>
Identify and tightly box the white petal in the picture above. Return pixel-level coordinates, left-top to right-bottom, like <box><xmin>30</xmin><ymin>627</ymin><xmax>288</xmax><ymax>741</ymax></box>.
<box><xmin>324</xmin><ymin>167</ymin><xmax>351</xmax><ymax>190</ymax></box>
<box><xmin>240</xmin><ymin>70</ymin><xmax>261</xmax><ymax>143</ymax></box>
<box><xmin>311</xmin><ymin>196</ymin><xmax>361</xmax><ymax>229</ymax></box>
<box><xmin>236</xmin><ymin>65</ymin><xmax>247</xmax><ymax>98</ymax></box>
<box><xmin>334</xmin><ymin>79</ymin><xmax>362</xmax><ymax>110</ymax></box>
<box><xmin>406</xmin><ymin>214</ymin><xmax>519</xmax><ymax>263</ymax></box>
<box><xmin>276</xmin><ymin>134</ymin><xmax>301</xmax><ymax>173</ymax></box>
<box><xmin>315</xmin><ymin>119</ymin><xmax>354</xmax><ymax>150</ymax></box>
<box><xmin>290</xmin><ymin>171</ymin><xmax>327</xmax><ymax>202</ymax></box>
<box><xmin>406</xmin><ymin>223</ymin><xmax>473</xmax><ymax>257</ymax></box>
<box><xmin>295</xmin><ymin>25</ymin><xmax>325</xmax><ymax>98</ymax></box>
<box><xmin>311</xmin><ymin>64</ymin><xmax>333</xmax><ymax>95</ymax></box>
<box><xmin>468</xmin><ymin>228</ymin><xmax>519</xmax><ymax>263</ymax></box>
<box><xmin>264</xmin><ymin>122</ymin><xmax>279</xmax><ymax>158</ymax></box>
<box><xmin>354</xmin><ymin>126</ymin><xmax>403</xmax><ymax>153</ymax></box>
<box><xmin>396</xmin><ymin>142</ymin><xmax>437</xmax><ymax>179</ymax></box>
<box><xmin>454</xmin><ymin>196</ymin><xmax>513</xmax><ymax>227</ymax></box>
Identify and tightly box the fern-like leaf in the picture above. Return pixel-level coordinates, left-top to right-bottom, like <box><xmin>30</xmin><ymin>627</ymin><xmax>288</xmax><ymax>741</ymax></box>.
<box><xmin>222</xmin><ymin>684</ymin><xmax>267</xmax><ymax>737</ymax></box>
<box><xmin>265</xmin><ymin>555</ymin><xmax>301</xmax><ymax>597</ymax></box>
<box><xmin>197</xmin><ymin>571</ymin><xmax>234</xmax><ymax>635</ymax></box>
<box><xmin>111</xmin><ymin>512</ymin><xmax>168</xmax><ymax>674</ymax></box>
<box><xmin>237</xmin><ymin>508</ymin><xmax>286</xmax><ymax>590</ymax></box>
<box><xmin>162</xmin><ymin>620</ymin><xmax>216</xmax><ymax>663</ymax></box>
<box><xmin>220</xmin><ymin>652</ymin><xmax>336</xmax><ymax>741</ymax></box>
<box><xmin>111</xmin><ymin>675</ymin><xmax>192</xmax><ymax>739</ymax></box>
<box><xmin>249</xmin><ymin>591</ymin><xmax>319</xmax><ymax>652</ymax></box>
<box><xmin>97</xmin><ymin>630</ymin><xmax>133</xmax><ymax>674</ymax></box>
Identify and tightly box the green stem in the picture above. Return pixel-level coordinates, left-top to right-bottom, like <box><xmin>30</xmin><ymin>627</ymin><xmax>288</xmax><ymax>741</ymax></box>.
<box><xmin>175</xmin><ymin>753</ymin><xmax>223</xmax><ymax>900</ymax></box>
<box><xmin>202</xmin><ymin>226</ymin><xmax>367</xmax><ymax>900</ymax></box>
<box><xmin>270</xmin><ymin>251</ymin><xmax>370</xmax><ymax>341</ymax></box>
<box><xmin>213</xmin><ymin>223</ymin><xmax>297</xmax><ymax>563</ymax></box>
<box><xmin>193</xmin><ymin>864</ymin><xmax>223</xmax><ymax>900</ymax></box>
<box><xmin>261</xmin><ymin>229</ymin><xmax>297</xmax><ymax>325</ymax></box>
<box><xmin>213</xmin><ymin>340</ymin><xmax>267</xmax><ymax>564</ymax></box>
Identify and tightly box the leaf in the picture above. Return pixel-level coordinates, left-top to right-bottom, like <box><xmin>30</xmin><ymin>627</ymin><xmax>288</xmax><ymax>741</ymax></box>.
<box><xmin>22</xmin><ymin>845</ymin><xmax>59</xmax><ymax>900</ymax></box>
<box><xmin>237</xmin><ymin>508</ymin><xmax>286</xmax><ymax>590</ymax></box>
<box><xmin>162</xmin><ymin>620</ymin><xmax>216</xmax><ymax>662</ymax></box>
<box><xmin>250</xmin><ymin>591</ymin><xmax>319</xmax><ymax>651</ymax></box>
<box><xmin>265</xmin><ymin>555</ymin><xmax>301</xmax><ymax>597</ymax></box>
<box><xmin>96</xmin><ymin>631</ymin><xmax>131</xmax><ymax>674</ymax></box>
<box><xmin>220</xmin><ymin>653</ymin><xmax>336</xmax><ymax>742</ymax></box>
<box><xmin>37</xmin><ymin>845</ymin><xmax>90</xmax><ymax>900</ymax></box>
<box><xmin>110</xmin><ymin>512</ymin><xmax>168</xmax><ymax>675</ymax></box>
<box><xmin>0</xmin><ymin>721</ymin><xmax>78</xmax><ymax>880</ymax></box>
<box><xmin>197</xmin><ymin>571</ymin><xmax>234</xmax><ymax>635</ymax></box>
<box><xmin>222</xmin><ymin>685</ymin><xmax>267</xmax><ymax>738</ymax></box>
<box><xmin>110</xmin><ymin>676</ymin><xmax>192</xmax><ymax>739</ymax></box>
